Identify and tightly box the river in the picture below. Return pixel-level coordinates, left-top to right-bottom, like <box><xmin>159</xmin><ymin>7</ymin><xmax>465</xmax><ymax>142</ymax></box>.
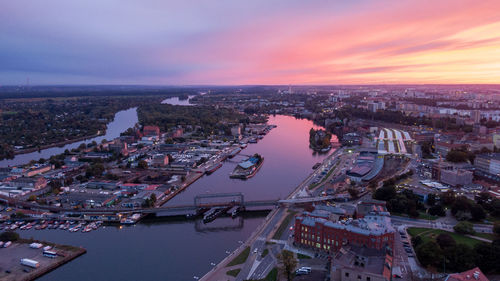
<box><xmin>12</xmin><ymin>99</ymin><xmax>334</xmax><ymax>281</ymax></box>
<box><xmin>0</xmin><ymin>107</ymin><xmax>139</xmax><ymax>167</ymax></box>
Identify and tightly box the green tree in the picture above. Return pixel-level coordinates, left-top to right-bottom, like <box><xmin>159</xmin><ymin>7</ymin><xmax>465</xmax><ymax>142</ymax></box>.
<box><xmin>445</xmin><ymin>244</ymin><xmax>476</xmax><ymax>272</ymax></box>
<box><xmin>429</xmin><ymin>204</ymin><xmax>446</xmax><ymax>216</ymax></box>
<box><xmin>373</xmin><ymin>185</ymin><xmax>396</xmax><ymax>201</ymax></box>
<box><xmin>347</xmin><ymin>187</ymin><xmax>359</xmax><ymax>199</ymax></box>
<box><xmin>416</xmin><ymin>241</ymin><xmax>444</xmax><ymax>268</ymax></box>
<box><xmin>137</xmin><ymin>160</ymin><xmax>148</xmax><ymax>169</ymax></box>
<box><xmin>436</xmin><ymin>233</ymin><xmax>456</xmax><ymax>250</ymax></box>
<box><xmin>0</xmin><ymin>231</ymin><xmax>20</xmax><ymax>242</ymax></box>
<box><xmin>411</xmin><ymin>236</ymin><xmax>423</xmax><ymax>248</ymax></box>
<box><xmin>474</xmin><ymin>241</ymin><xmax>500</xmax><ymax>273</ymax></box>
<box><xmin>446</xmin><ymin>149</ymin><xmax>471</xmax><ymax>163</ymax></box>
<box><xmin>470</xmin><ymin>204</ymin><xmax>486</xmax><ymax>221</ymax></box>
<box><xmin>427</xmin><ymin>194</ymin><xmax>436</xmax><ymax>206</ymax></box>
<box><xmin>454</xmin><ymin>221</ymin><xmax>475</xmax><ymax>235</ymax></box>
<box><xmin>278</xmin><ymin>250</ymin><xmax>297</xmax><ymax>281</ymax></box>
<box><xmin>492</xmin><ymin>223</ymin><xmax>500</xmax><ymax>237</ymax></box>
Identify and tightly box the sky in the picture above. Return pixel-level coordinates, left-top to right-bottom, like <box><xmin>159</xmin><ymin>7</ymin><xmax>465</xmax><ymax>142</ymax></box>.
<box><xmin>1</xmin><ymin>0</ymin><xmax>500</xmax><ymax>85</ymax></box>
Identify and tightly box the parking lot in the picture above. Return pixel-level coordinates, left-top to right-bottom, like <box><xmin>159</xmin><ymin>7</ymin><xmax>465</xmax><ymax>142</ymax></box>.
<box><xmin>293</xmin><ymin>270</ymin><xmax>327</xmax><ymax>281</ymax></box>
<box><xmin>0</xmin><ymin>242</ymin><xmax>69</xmax><ymax>281</ymax></box>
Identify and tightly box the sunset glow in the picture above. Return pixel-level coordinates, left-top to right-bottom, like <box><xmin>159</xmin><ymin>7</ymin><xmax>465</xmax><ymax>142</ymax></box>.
<box><xmin>1</xmin><ymin>0</ymin><xmax>500</xmax><ymax>84</ymax></box>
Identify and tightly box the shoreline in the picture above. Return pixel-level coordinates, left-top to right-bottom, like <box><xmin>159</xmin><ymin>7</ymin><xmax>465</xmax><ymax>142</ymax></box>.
<box><xmin>0</xmin><ymin>239</ymin><xmax>87</xmax><ymax>281</ymax></box>
<box><xmin>12</xmin><ymin>132</ymin><xmax>104</xmax><ymax>156</ymax></box>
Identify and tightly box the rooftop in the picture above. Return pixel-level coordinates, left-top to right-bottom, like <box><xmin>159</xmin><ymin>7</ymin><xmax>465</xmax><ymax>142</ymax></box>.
<box><xmin>445</xmin><ymin>267</ymin><xmax>489</xmax><ymax>281</ymax></box>
<box><xmin>332</xmin><ymin>246</ymin><xmax>391</xmax><ymax>276</ymax></box>
<box><xmin>298</xmin><ymin>214</ymin><xmax>394</xmax><ymax>236</ymax></box>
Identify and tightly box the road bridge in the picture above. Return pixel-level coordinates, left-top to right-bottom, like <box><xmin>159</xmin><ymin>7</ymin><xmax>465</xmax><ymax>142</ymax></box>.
<box><xmin>278</xmin><ymin>195</ymin><xmax>337</xmax><ymax>204</ymax></box>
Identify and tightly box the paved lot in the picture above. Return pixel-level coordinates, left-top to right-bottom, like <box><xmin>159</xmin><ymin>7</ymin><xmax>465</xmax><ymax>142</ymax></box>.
<box><xmin>292</xmin><ymin>270</ymin><xmax>327</xmax><ymax>281</ymax></box>
<box><xmin>0</xmin><ymin>242</ymin><xmax>69</xmax><ymax>281</ymax></box>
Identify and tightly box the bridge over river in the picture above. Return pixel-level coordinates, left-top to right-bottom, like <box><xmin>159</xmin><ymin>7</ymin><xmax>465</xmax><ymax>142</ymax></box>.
<box><xmin>1</xmin><ymin>192</ymin><xmax>335</xmax><ymax>217</ymax></box>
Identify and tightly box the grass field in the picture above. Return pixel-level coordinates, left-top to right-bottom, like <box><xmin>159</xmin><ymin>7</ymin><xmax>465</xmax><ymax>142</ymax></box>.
<box><xmin>226</xmin><ymin>269</ymin><xmax>241</xmax><ymax>277</ymax></box>
<box><xmin>227</xmin><ymin>246</ymin><xmax>250</xmax><ymax>267</ymax></box>
<box><xmin>272</xmin><ymin>211</ymin><xmax>296</xmax><ymax>240</ymax></box>
<box><xmin>407</xmin><ymin>227</ymin><xmax>484</xmax><ymax>247</ymax></box>
<box><xmin>261</xmin><ymin>249</ymin><xmax>269</xmax><ymax>258</ymax></box>
<box><xmin>297</xmin><ymin>253</ymin><xmax>312</xmax><ymax>259</ymax></box>
<box><xmin>473</xmin><ymin>232</ymin><xmax>497</xmax><ymax>241</ymax></box>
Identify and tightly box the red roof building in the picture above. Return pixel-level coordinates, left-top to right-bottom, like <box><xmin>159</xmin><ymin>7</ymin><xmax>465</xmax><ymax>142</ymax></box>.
<box><xmin>445</xmin><ymin>267</ymin><xmax>489</xmax><ymax>281</ymax></box>
<box><xmin>143</xmin><ymin>125</ymin><xmax>160</xmax><ymax>137</ymax></box>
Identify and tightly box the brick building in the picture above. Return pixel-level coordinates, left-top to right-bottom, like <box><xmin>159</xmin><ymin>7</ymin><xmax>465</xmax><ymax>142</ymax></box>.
<box><xmin>294</xmin><ymin>213</ymin><xmax>395</xmax><ymax>253</ymax></box>
<box><xmin>143</xmin><ymin>125</ymin><xmax>160</xmax><ymax>137</ymax></box>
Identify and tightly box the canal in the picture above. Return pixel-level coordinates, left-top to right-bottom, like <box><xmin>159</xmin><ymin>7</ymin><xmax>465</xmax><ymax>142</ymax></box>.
<box><xmin>11</xmin><ymin>98</ymin><xmax>335</xmax><ymax>280</ymax></box>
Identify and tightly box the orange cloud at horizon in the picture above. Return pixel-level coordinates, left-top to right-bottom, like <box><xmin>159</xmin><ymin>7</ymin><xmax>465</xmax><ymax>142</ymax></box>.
<box><xmin>159</xmin><ymin>0</ymin><xmax>500</xmax><ymax>85</ymax></box>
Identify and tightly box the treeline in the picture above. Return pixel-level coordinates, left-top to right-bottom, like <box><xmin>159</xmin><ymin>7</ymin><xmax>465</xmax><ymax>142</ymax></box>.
<box><xmin>412</xmin><ymin>231</ymin><xmax>500</xmax><ymax>274</ymax></box>
<box><xmin>0</xmin><ymin>86</ymin><xmax>202</xmax><ymax>99</ymax></box>
<box><xmin>137</xmin><ymin>103</ymin><xmax>249</xmax><ymax>137</ymax></box>
<box><xmin>339</xmin><ymin>107</ymin><xmax>473</xmax><ymax>133</ymax></box>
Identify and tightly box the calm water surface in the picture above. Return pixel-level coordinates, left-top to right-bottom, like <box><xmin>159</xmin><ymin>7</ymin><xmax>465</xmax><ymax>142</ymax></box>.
<box><xmin>13</xmin><ymin>108</ymin><xmax>334</xmax><ymax>280</ymax></box>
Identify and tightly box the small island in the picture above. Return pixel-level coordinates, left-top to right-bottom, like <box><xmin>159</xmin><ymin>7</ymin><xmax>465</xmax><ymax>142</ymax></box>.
<box><xmin>309</xmin><ymin>128</ymin><xmax>332</xmax><ymax>152</ymax></box>
<box><xmin>230</xmin><ymin>153</ymin><xmax>264</xmax><ymax>179</ymax></box>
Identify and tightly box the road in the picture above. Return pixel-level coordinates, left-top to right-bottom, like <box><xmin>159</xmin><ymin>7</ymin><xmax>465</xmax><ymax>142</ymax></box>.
<box><xmin>390</xmin><ymin>215</ymin><xmax>493</xmax><ymax>233</ymax></box>
<box><xmin>200</xmin><ymin>148</ymin><xmax>344</xmax><ymax>281</ymax></box>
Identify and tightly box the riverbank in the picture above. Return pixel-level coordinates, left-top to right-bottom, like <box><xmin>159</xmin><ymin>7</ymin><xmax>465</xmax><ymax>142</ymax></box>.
<box><xmin>0</xmin><ymin>107</ymin><xmax>138</xmax><ymax>167</ymax></box>
<box><xmin>200</xmin><ymin>148</ymin><xmax>341</xmax><ymax>281</ymax></box>
<box><xmin>2</xmin><ymin>115</ymin><xmax>333</xmax><ymax>281</ymax></box>
<box><xmin>157</xmin><ymin>172</ymin><xmax>205</xmax><ymax>207</ymax></box>
<box><xmin>13</xmin><ymin>132</ymin><xmax>103</xmax><ymax>156</ymax></box>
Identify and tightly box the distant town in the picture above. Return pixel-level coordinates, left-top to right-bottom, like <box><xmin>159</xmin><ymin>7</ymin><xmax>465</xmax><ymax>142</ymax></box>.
<box><xmin>1</xmin><ymin>85</ymin><xmax>500</xmax><ymax>281</ymax></box>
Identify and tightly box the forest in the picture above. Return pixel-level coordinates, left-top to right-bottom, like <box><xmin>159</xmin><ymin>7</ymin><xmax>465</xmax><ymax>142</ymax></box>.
<box><xmin>138</xmin><ymin>103</ymin><xmax>248</xmax><ymax>137</ymax></box>
<box><xmin>0</xmin><ymin>95</ymin><xmax>165</xmax><ymax>160</ymax></box>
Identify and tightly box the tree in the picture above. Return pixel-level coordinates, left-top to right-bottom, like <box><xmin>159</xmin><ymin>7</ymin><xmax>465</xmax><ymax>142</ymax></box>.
<box><xmin>442</xmin><ymin>191</ymin><xmax>456</xmax><ymax>206</ymax></box>
<box><xmin>446</xmin><ymin>244</ymin><xmax>476</xmax><ymax>272</ymax></box>
<box><xmin>0</xmin><ymin>231</ymin><xmax>20</xmax><ymax>242</ymax></box>
<box><xmin>470</xmin><ymin>204</ymin><xmax>486</xmax><ymax>221</ymax></box>
<box><xmin>474</xmin><ymin>241</ymin><xmax>500</xmax><ymax>273</ymax></box>
<box><xmin>454</xmin><ymin>221</ymin><xmax>475</xmax><ymax>235</ymax></box>
<box><xmin>428</xmin><ymin>204</ymin><xmax>446</xmax><ymax>217</ymax></box>
<box><xmin>137</xmin><ymin>160</ymin><xmax>148</xmax><ymax>169</ymax></box>
<box><xmin>493</xmin><ymin>222</ymin><xmax>500</xmax><ymax>237</ymax></box>
<box><xmin>411</xmin><ymin>236</ymin><xmax>423</xmax><ymax>248</ymax></box>
<box><xmin>278</xmin><ymin>250</ymin><xmax>297</xmax><ymax>281</ymax></box>
<box><xmin>427</xmin><ymin>194</ymin><xmax>436</xmax><ymax>206</ymax></box>
<box><xmin>446</xmin><ymin>149</ymin><xmax>470</xmax><ymax>163</ymax></box>
<box><xmin>436</xmin><ymin>233</ymin><xmax>456</xmax><ymax>250</ymax></box>
<box><xmin>28</xmin><ymin>195</ymin><xmax>37</xmax><ymax>201</ymax></box>
<box><xmin>416</xmin><ymin>241</ymin><xmax>444</xmax><ymax>268</ymax></box>
<box><xmin>347</xmin><ymin>188</ymin><xmax>359</xmax><ymax>199</ymax></box>
<box><xmin>373</xmin><ymin>185</ymin><xmax>396</xmax><ymax>201</ymax></box>
<box><xmin>451</xmin><ymin>196</ymin><xmax>471</xmax><ymax>216</ymax></box>
<box><xmin>85</xmin><ymin>163</ymin><xmax>105</xmax><ymax>178</ymax></box>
